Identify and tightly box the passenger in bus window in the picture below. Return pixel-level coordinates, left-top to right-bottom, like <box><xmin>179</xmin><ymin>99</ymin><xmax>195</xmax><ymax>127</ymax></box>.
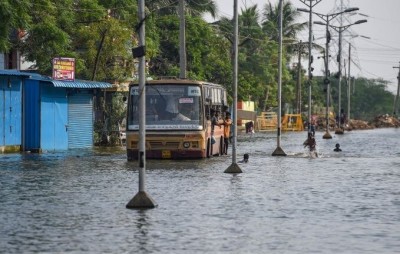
<box><xmin>180</xmin><ymin>101</ymin><xmax>198</xmax><ymax>120</ymax></box>
<box><xmin>165</xmin><ymin>95</ymin><xmax>191</xmax><ymax>121</ymax></box>
<box><xmin>210</xmin><ymin>109</ymin><xmax>219</xmax><ymax>131</ymax></box>
<box><xmin>165</xmin><ymin>95</ymin><xmax>179</xmax><ymax>119</ymax></box>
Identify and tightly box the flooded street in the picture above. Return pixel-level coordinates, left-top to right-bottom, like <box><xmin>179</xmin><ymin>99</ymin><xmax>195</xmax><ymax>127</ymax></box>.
<box><xmin>1</xmin><ymin>128</ymin><xmax>400</xmax><ymax>253</ymax></box>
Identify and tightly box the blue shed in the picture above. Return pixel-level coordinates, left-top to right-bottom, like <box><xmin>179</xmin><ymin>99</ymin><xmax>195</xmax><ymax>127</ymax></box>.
<box><xmin>24</xmin><ymin>74</ymin><xmax>112</xmax><ymax>152</ymax></box>
<box><xmin>0</xmin><ymin>70</ymin><xmax>112</xmax><ymax>153</ymax></box>
<box><xmin>0</xmin><ymin>71</ymin><xmax>31</xmax><ymax>152</ymax></box>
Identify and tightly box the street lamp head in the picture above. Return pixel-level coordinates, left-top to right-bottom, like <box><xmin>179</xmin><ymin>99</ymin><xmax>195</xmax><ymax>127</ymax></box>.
<box><xmin>354</xmin><ymin>19</ymin><xmax>368</xmax><ymax>25</ymax></box>
<box><xmin>297</xmin><ymin>8</ymin><xmax>310</xmax><ymax>13</ymax></box>
<box><xmin>344</xmin><ymin>7</ymin><xmax>359</xmax><ymax>13</ymax></box>
<box><xmin>314</xmin><ymin>21</ymin><xmax>326</xmax><ymax>26</ymax></box>
<box><xmin>360</xmin><ymin>35</ymin><xmax>371</xmax><ymax>39</ymax></box>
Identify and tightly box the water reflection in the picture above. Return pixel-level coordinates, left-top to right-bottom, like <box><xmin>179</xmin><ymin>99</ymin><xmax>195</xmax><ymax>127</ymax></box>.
<box><xmin>133</xmin><ymin>210</ymin><xmax>152</xmax><ymax>253</ymax></box>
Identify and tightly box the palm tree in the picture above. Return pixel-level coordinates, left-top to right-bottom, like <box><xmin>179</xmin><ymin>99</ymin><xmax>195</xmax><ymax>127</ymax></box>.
<box><xmin>262</xmin><ymin>0</ymin><xmax>306</xmax><ymax>43</ymax></box>
<box><xmin>146</xmin><ymin>0</ymin><xmax>217</xmax><ymax>18</ymax></box>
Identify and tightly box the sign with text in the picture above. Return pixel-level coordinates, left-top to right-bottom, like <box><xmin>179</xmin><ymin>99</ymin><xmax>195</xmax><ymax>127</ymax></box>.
<box><xmin>52</xmin><ymin>57</ymin><xmax>75</xmax><ymax>81</ymax></box>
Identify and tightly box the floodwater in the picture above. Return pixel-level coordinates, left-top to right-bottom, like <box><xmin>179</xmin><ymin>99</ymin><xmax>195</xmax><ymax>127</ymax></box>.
<box><xmin>1</xmin><ymin>128</ymin><xmax>400</xmax><ymax>254</ymax></box>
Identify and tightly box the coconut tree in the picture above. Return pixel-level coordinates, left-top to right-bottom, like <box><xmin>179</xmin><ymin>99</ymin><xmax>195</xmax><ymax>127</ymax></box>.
<box><xmin>262</xmin><ymin>0</ymin><xmax>307</xmax><ymax>44</ymax></box>
<box><xmin>146</xmin><ymin>0</ymin><xmax>217</xmax><ymax>18</ymax></box>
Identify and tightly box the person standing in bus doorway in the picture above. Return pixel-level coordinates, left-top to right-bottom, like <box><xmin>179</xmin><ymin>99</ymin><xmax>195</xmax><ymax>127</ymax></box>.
<box><xmin>219</xmin><ymin>112</ymin><xmax>232</xmax><ymax>155</ymax></box>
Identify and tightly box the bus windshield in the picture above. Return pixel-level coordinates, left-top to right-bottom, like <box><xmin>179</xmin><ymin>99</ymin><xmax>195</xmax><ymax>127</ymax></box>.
<box><xmin>128</xmin><ymin>84</ymin><xmax>203</xmax><ymax>130</ymax></box>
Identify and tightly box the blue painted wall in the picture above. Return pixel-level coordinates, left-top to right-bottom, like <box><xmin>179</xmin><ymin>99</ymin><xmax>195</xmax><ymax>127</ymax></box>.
<box><xmin>40</xmin><ymin>83</ymin><xmax>68</xmax><ymax>151</ymax></box>
<box><xmin>23</xmin><ymin>79</ymin><xmax>40</xmax><ymax>151</ymax></box>
<box><xmin>0</xmin><ymin>76</ymin><xmax>22</xmax><ymax>147</ymax></box>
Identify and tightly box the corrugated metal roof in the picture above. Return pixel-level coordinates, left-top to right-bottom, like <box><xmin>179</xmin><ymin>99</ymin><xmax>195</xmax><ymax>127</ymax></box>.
<box><xmin>0</xmin><ymin>69</ymin><xmax>34</xmax><ymax>77</ymax></box>
<box><xmin>51</xmin><ymin>79</ymin><xmax>112</xmax><ymax>88</ymax></box>
<box><xmin>0</xmin><ymin>69</ymin><xmax>112</xmax><ymax>88</ymax></box>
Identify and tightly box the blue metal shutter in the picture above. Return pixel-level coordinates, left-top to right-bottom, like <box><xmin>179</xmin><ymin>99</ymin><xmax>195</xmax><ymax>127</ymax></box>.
<box><xmin>68</xmin><ymin>92</ymin><xmax>93</xmax><ymax>148</ymax></box>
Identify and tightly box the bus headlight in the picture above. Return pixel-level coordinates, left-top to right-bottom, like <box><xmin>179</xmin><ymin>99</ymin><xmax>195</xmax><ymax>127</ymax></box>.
<box><xmin>183</xmin><ymin>142</ymin><xmax>190</xmax><ymax>148</ymax></box>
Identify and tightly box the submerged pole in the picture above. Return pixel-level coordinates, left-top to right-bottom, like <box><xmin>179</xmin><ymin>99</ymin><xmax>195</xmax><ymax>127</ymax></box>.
<box><xmin>127</xmin><ymin>0</ymin><xmax>157</xmax><ymax>209</ymax></box>
<box><xmin>225</xmin><ymin>0</ymin><xmax>242</xmax><ymax>173</ymax></box>
<box><xmin>272</xmin><ymin>0</ymin><xmax>286</xmax><ymax>156</ymax></box>
<box><xmin>393</xmin><ymin>62</ymin><xmax>400</xmax><ymax>116</ymax></box>
<box><xmin>323</xmin><ymin>19</ymin><xmax>332</xmax><ymax>139</ymax></box>
<box><xmin>299</xmin><ymin>0</ymin><xmax>321</xmax><ymax>142</ymax></box>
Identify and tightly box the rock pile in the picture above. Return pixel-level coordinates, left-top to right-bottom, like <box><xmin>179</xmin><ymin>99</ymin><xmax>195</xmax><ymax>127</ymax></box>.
<box><xmin>369</xmin><ymin>114</ymin><xmax>400</xmax><ymax>128</ymax></box>
<box><xmin>314</xmin><ymin>114</ymin><xmax>400</xmax><ymax>130</ymax></box>
<box><xmin>344</xmin><ymin>119</ymin><xmax>372</xmax><ymax>130</ymax></box>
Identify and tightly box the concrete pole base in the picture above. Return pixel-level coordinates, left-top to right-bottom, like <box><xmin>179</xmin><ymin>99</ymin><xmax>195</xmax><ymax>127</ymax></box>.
<box><xmin>272</xmin><ymin>146</ymin><xmax>286</xmax><ymax>156</ymax></box>
<box><xmin>323</xmin><ymin>131</ymin><xmax>332</xmax><ymax>139</ymax></box>
<box><xmin>334</xmin><ymin>128</ymin><xmax>344</xmax><ymax>135</ymax></box>
<box><xmin>126</xmin><ymin>191</ymin><xmax>157</xmax><ymax>209</ymax></box>
<box><xmin>224</xmin><ymin>163</ymin><xmax>243</xmax><ymax>174</ymax></box>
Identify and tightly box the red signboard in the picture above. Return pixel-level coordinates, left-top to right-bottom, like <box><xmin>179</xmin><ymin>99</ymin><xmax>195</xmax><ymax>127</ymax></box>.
<box><xmin>52</xmin><ymin>57</ymin><xmax>75</xmax><ymax>81</ymax></box>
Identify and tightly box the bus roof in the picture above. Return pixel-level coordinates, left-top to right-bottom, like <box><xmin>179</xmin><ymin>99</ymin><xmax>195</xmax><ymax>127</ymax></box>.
<box><xmin>130</xmin><ymin>78</ymin><xmax>225</xmax><ymax>89</ymax></box>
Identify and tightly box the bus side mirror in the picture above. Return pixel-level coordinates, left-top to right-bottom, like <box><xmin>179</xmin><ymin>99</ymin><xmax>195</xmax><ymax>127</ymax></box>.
<box><xmin>122</xmin><ymin>96</ymin><xmax>127</xmax><ymax>102</ymax></box>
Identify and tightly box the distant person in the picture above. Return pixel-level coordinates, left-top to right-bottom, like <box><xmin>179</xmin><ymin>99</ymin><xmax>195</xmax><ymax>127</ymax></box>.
<box><xmin>245</xmin><ymin>121</ymin><xmax>254</xmax><ymax>134</ymax></box>
<box><xmin>340</xmin><ymin>109</ymin><xmax>346</xmax><ymax>125</ymax></box>
<box><xmin>239</xmin><ymin>153</ymin><xmax>249</xmax><ymax>163</ymax></box>
<box><xmin>219</xmin><ymin>112</ymin><xmax>233</xmax><ymax>155</ymax></box>
<box><xmin>334</xmin><ymin>143</ymin><xmax>342</xmax><ymax>152</ymax></box>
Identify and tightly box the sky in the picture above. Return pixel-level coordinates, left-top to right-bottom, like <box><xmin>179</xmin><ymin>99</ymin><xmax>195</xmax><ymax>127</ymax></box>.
<box><xmin>206</xmin><ymin>0</ymin><xmax>400</xmax><ymax>94</ymax></box>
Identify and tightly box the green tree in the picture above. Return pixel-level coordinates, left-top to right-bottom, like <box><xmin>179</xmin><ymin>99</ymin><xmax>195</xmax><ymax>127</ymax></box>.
<box><xmin>261</xmin><ymin>0</ymin><xmax>308</xmax><ymax>112</ymax></box>
<box><xmin>262</xmin><ymin>0</ymin><xmax>306</xmax><ymax>45</ymax></box>
<box><xmin>149</xmin><ymin>15</ymin><xmax>231</xmax><ymax>84</ymax></box>
<box><xmin>0</xmin><ymin>0</ymin><xmax>31</xmax><ymax>52</ymax></box>
<box><xmin>345</xmin><ymin>78</ymin><xmax>393</xmax><ymax>120</ymax></box>
<box><xmin>146</xmin><ymin>0</ymin><xmax>217</xmax><ymax>18</ymax></box>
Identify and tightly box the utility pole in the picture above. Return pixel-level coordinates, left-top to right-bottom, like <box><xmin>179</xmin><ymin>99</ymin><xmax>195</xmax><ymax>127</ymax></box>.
<box><xmin>335</xmin><ymin>1</ymin><xmax>344</xmax><ymax>135</ymax></box>
<box><xmin>322</xmin><ymin>19</ymin><xmax>331</xmax><ymax>139</ymax></box>
<box><xmin>305</xmin><ymin>6</ymin><xmax>360</xmax><ymax>139</ymax></box>
<box><xmin>126</xmin><ymin>0</ymin><xmax>157</xmax><ymax>209</ymax></box>
<box><xmin>393</xmin><ymin>62</ymin><xmax>400</xmax><ymax>116</ymax></box>
<box><xmin>272</xmin><ymin>0</ymin><xmax>286</xmax><ymax>156</ymax></box>
<box><xmin>347</xmin><ymin>43</ymin><xmax>351</xmax><ymax>122</ymax></box>
<box><xmin>294</xmin><ymin>41</ymin><xmax>307</xmax><ymax>114</ymax></box>
<box><xmin>225</xmin><ymin>0</ymin><xmax>243</xmax><ymax>172</ymax></box>
<box><xmin>299</xmin><ymin>0</ymin><xmax>322</xmax><ymax>138</ymax></box>
<box><xmin>179</xmin><ymin>0</ymin><xmax>187</xmax><ymax>79</ymax></box>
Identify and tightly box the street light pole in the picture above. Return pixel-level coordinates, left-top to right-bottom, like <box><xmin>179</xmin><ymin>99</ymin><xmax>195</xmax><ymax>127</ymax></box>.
<box><xmin>127</xmin><ymin>0</ymin><xmax>157</xmax><ymax>209</ymax></box>
<box><xmin>393</xmin><ymin>62</ymin><xmax>400</xmax><ymax>117</ymax></box>
<box><xmin>298</xmin><ymin>0</ymin><xmax>322</xmax><ymax>140</ymax></box>
<box><xmin>272</xmin><ymin>0</ymin><xmax>286</xmax><ymax>156</ymax></box>
<box><xmin>329</xmin><ymin>19</ymin><xmax>367</xmax><ymax>134</ymax></box>
<box><xmin>323</xmin><ymin>20</ymin><xmax>332</xmax><ymax>139</ymax></box>
<box><xmin>299</xmin><ymin>7</ymin><xmax>359</xmax><ymax>139</ymax></box>
<box><xmin>336</xmin><ymin>25</ymin><xmax>344</xmax><ymax>134</ymax></box>
<box><xmin>347</xmin><ymin>43</ymin><xmax>351</xmax><ymax>123</ymax></box>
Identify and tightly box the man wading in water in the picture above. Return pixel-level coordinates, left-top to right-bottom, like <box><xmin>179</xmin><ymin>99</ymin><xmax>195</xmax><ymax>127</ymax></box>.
<box><xmin>304</xmin><ymin>132</ymin><xmax>317</xmax><ymax>157</ymax></box>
